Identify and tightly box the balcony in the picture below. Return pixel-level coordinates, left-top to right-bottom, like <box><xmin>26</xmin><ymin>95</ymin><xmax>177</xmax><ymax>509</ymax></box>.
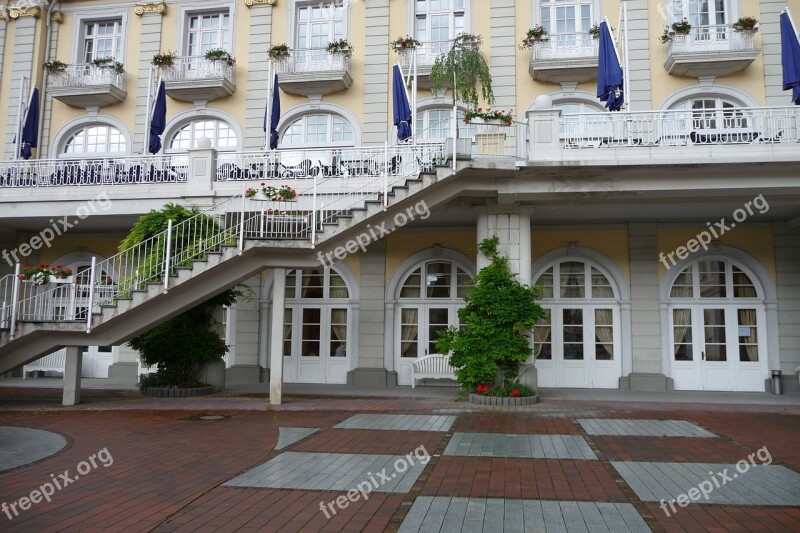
<box><xmin>161</xmin><ymin>57</ymin><xmax>236</xmax><ymax>103</ymax></box>
<box><xmin>49</xmin><ymin>65</ymin><xmax>126</xmax><ymax>109</ymax></box>
<box><xmin>275</xmin><ymin>49</ymin><xmax>353</xmax><ymax>97</ymax></box>
<box><xmin>528</xmin><ymin>33</ymin><xmax>599</xmax><ymax>83</ymax></box>
<box><xmin>664</xmin><ymin>25</ymin><xmax>760</xmax><ymax>78</ymax></box>
<box><xmin>397</xmin><ymin>41</ymin><xmax>450</xmax><ymax>89</ymax></box>
<box><xmin>525</xmin><ymin>105</ymin><xmax>800</xmax><ymax>164</ymax></box>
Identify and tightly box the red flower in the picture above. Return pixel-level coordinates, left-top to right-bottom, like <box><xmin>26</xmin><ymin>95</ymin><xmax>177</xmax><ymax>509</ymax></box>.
<box><xmin>511</xmin><ymin>389</ymin><xmax>520</xmax><ymax>397</ymax></box>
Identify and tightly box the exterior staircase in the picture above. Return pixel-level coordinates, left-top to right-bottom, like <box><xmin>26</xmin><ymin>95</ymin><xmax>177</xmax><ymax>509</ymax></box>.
<box><xmin>0</xmin><ymin>143</ymin><xmax>459</xmax><ymax>375</ymax></box>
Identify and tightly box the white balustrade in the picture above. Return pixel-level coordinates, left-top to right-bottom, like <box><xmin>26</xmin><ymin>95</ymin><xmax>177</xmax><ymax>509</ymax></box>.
<box><xmin>531</xmin><ymin>32</ymin><xmax>599</xmax><ymax>60</ymax></box>
<box><xmin>160</xmin><ymin>56</ymin><xmax>234</xmax><ymax>82</ymax></box>
<box><xmin>667</xmin><ymin>25</ymin><xmax>756</xmax><ymax>54</ymax></box>
<box><xmin>49</xmin><ymin>64</ymin><xmax>125</xmax><ymax>90</ymax></box>
<box><xmin>274</xmin><ymin>49</ymin><xmax>350</xmax><ymax>75</ymax></box>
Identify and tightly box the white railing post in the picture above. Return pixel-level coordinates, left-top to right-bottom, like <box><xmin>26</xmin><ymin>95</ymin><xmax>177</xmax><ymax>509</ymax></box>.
<box><xmin>86</xmin><ymin>257</ymin><xmax>96</xmax><ymax>333</ymax></box>
<box><xmin>238</xmin><ymin>192</ymin><xmax>246</xmax><ymax>254</ymax></box>
<box><xmin>311</xmin><ymin>171</ymin><xmax>318</xmax><ymax>246</ymax></box>
<box><xmin>163</xmin><ymin>219</ymin><xmax>173</xmax><ymax>294</ymax></box>
<box><xmin>9</xmin><ymin>264</ymin><xmax>20</xmax><ymax>340</ymax></box>
<box><xmin>383</xmin><ymin>141</ymin><xmax>389</xmax><ymax>209</ymax></box>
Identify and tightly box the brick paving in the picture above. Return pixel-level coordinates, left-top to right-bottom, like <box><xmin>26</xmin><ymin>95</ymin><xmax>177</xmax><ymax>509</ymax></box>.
<box><xmin>0</xmin><ymin>388</ymin><xmax>798</xmax><ymax>532</ymax></box>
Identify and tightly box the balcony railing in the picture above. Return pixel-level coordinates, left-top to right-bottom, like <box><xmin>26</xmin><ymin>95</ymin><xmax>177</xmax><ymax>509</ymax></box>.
<box><xmin>398</xmin><ymin>41</ymin><xmax>450</xmax><ymax>71</ymax></box>
<box><xmin>0</xmin><ymin>155</ymin><xmax>188</xmax><ymax>188</ymax></box>
<box><xmin>531</xmin><ymin>33</ymin><xmax>598</xmax><ymax>60</ymax></box>
<box><xmin>50</xmin><ymin>64</ymin><xmax>125</xmax><ymax>91</ymax></box>
<box><xmin>666</xmin><ymin>25</ymin><xmax>756</xmax><ymax>54</ymax></box>
<box><xmin>160</xmin><ymin>56</ymin><xmax>235</xmax><ymax>83</ymax></box>
<box><xmin>557</xmin><ymin>106</ymin><xmax>799</xmax><ymax>149</ymax></box>
<box><xmin>275</xmin><ymin>49</ymin><xmax>350</xmax><ymax>75</ymax></box>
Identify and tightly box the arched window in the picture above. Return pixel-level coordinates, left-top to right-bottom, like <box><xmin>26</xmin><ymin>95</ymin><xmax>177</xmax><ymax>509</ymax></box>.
<box><xmin>281</xmin><ymin>113</ymin><xmax>354</xmax><ymax>147</ymax></box>
<box><xmin>555</xmin><ymin>100</ymin><xmax>612</xmax><ymax>145</ymax></box>
<box><xmin>666</xmin><ymin>258</ymin><xmax>766</xmax><ymax>392</ymax></box>
<box><xmin>393</xmin><ymin>259</ymin><xmax>473</xmax><ymax>385</ymax></box>
<box><xmin>669</xmin><ymin>96</ymin><xmax>749</xmax><ymax>132</ymax></box>
<box><xmin>168</xmin><ymin>118</ymin><xmax>237</xmax><ymax>152</ymax></box>
<box><xmin>415</xmin><ymin>108</ymin><xmax>477</xmax><ymax>140</ymax></box>
<box><xmin>62</xmin><ymin>124</ymin><xmax>126</xmax><ymax>155</ymax></box>
<box><xmin>279</xmin><ymin>267</ymin><xmax>354</xmax><ymax>384</ymax></box>
<box><xmin>532</xmin><ymin>259</ymin><xmax>621</xmax><ymax>388</ymax></box>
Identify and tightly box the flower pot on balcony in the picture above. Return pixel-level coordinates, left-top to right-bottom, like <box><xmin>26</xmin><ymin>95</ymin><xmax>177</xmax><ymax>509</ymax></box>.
<box><xmin>475</xmin><ymin>132</ymin><xmax>506</xmax><ymax>156</ymax></box>
<box><xmin>469</xmin><ymin>118</ymin><xmax>511</xmax><ymax>126</ymax></box>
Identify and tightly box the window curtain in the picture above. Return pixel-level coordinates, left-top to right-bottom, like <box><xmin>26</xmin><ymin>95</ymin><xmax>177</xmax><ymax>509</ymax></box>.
<box><xmin>534</xmin><ymin>322</ymin><xmax>551</xmax><ymax>359</ymax></box>
<box><xmin>283</xmin><ymin>309</ymin><xmax>292</xmax><ymax>356</ymax></box>
<box><xmin>673</xmin><ymin>308</ymin><xmax>691</xmax><ymax>358</ymax></box>
<box><xmin>401</xmin><ymin>308</ymin><xmax>419</xmax><ymax>357</ymax></box>
<box><xmin>330</xmin><ymin>308</ymin><xmax>348</xmax><ymax>357</ymax></box>
<box><xmin>595</xmin><ymin>308</ymin><xmax>614</xmax><ymax>359</ymax></box>
<box><xmin>738</xmin><ymin>308</ymin><xmax>758</xmax><ymax>361</ymax></box>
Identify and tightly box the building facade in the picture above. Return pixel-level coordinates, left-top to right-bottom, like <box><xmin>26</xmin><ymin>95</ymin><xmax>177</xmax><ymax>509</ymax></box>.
<box><xmin>0</xmin><ymin>0</ymin><xmax>799</xmax><ymax>394</ymax></box>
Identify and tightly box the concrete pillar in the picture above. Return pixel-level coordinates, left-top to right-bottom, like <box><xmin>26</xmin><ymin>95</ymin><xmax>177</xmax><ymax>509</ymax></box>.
<box><xmin>132</xmin><ymin>3</ymin><xmax>166</xmax><ymax>154</ymax></box>
<box><xmin>362</xmin><ymin>0</ymin><xmax>390</xmax><ymax>144</ymax></box>
<box><xmin>269</xmin><ymin>267</ymin><xmax>286</xmax><ymax>405</ymax></box>
<box><xmin>62</xmin><ymin>346</ymin><xmax>82</xmax><ymax>406</ymax></box>
<box><xmin>4</xmin><ymin>11</ymin><xmax>38</xmax><ymax>160</ymax></box>
<box><xmin>39</xmin><ymin>10</ymin><xmax>61</xmax><ymax>157</ymax></box>
<box><xmin>350</xmin><ymin>241</ymin><xmax>390</xmax><ymax>386</ymax></box>
<box><xmin>242</xmin><ymin>1</ymin><xmax>273</xmax><ymax>150</ymax></box>
<box><xmin>526</xmin><ymin>109</ymin><xmax>562</xmax><ymax>161</ymax></box>
<box><xmin>489</xmin><ymin>0</ymin><xmax>517</xmax><ymax>155</ymax></box>
<box><xmin>186</xmin><ymin>147</ymin><xmax>217</xmax><ymax>194</ymax></box>
<box><xmin>107</xmin><ymin>344</ymin><xmax>140</xmax><ymax>383</ymax></box>
<box><xmin>760</xmin><ymin>1</ymin><xmax>788</xmax><ymax>106</ymax></box>
<box><xmin>476</xmin><ymin>209</ymin><xmax>532</xmax><ymax>279</ymax></box>
<box><xmin>226</xmin><ymin>275</ymin><xmax>263</xmax><ymax>383</ymax></box>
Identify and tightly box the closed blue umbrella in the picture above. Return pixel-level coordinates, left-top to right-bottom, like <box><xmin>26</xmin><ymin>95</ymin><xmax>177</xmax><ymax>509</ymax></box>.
<box><xmin>392</xmin><ymin>65</ymin><xmax>412</xmax><ymax>141</ymax></box>
<box><xmin>20</xmin><ymin>87</ymin><xmax>39</xmax><ymax>159</ymax></box>
<box><xmin>781</xmin><ymin>11</ymin><xmax>800</xmax><ymax>105</ymax></box>
<box><xmin>148</xmin><ymin>80</ymin><xmax>167</xmax><ymax>154</ymax></box>
<box><xmin>267</xmin><ymin>73</ymin><xmax>281</xmax><ymax>150</ymax></box>
<box><xmin>596</xmin><ymin>21</ymin><xmax>624</xmax><ymax>112</ymax></box>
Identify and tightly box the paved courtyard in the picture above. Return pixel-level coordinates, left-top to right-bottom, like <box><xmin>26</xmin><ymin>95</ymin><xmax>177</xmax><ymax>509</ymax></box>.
<box><xmin>0</xmin><ymin>384</ymin><xmax>799</xmax><ymax>532</ymax></box>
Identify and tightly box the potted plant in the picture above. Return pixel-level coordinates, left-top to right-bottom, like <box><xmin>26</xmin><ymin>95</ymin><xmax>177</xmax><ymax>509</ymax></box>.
<box><xmin>435</xmin><ymin>237</ymin><xmax>545</xmax><ymax>406</ymax></box>
<box><xmin>519</xmin><ymin>25</ymin><xmax>548</xmax><ymax>49</ymax></box>
<box><xmin>268</xmin><ymin>43</ymin><xmax>291</xmax><ymax>60</ymax></box>
<box><xmin>430</xmin><ymin>33</ymin><xmax>494</xmax><ymax>109</ymax></box>
<box><xmin>204</xmin><ymin>48</ymin><xmax>236</xmax><ymax>66</ymax></box>
<box><xmin>588</xmin><ymin>23</ymin><xmax>602</xmax><ymax>39</ymax></box>
<box><xmin>464</xmin><ymin>108</ymin><xmax>513</xmax><ymax>126</ymax></box>
<box><xmin>42</xmin><ymin>60</ymin><xmax>68</xmax><ymax>74</ymax></box>
<box><xmin>91</xmin><ymin>57</ymin><xmax>124</xmax><ymax>74</ymax></box>
<box><xmin>390</xmin><ymin>35</ymin><xmax>421</xmax><ymax>53</ymax></box>
<box><xmin>732</xmin><ymin>16</ymin><xmax>758</xmax><ymax>33</ymax></box>
<box><xmin>660</xmin><ymin>18</ymin><xmax>692</xmax><ymax>43</ymax></box>
<box><xmin>151</xmin><ymin>51</ymin><xmax>177</xmax><ymax>68</ymax></box>
<box><xmin>19</xmin><ymin>264</ymin><xmax>73</xmax><ymax>286</ymax></box>
<box><xmin>326</xmin><ymin>38</ymin><xmax>353</xmax><ymax>57</ymax></box>
<box><xmin>245</xmin><ymin>183</ymin><xmax>297</xmax><ymax>201</ymax></box>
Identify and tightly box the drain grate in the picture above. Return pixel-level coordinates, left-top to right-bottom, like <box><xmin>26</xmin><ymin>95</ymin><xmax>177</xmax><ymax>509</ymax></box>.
<box><xmin>183</xmin><ymin>413</ymin><xmax>231</xmax><ymax>421</ymax></box>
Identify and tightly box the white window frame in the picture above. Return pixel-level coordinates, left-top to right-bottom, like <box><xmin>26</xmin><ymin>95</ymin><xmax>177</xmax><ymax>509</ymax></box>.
<box><xmin>411</xmin><ymin>0</ymin><xmax>470</xmax><ymax>44</ymax></box>
<box><xmin>280</xmin><ymin>113</ymin><xmax>355</xmax><ymax>149</ymax></box>
<box><xmin>165</xmin><ymin>118</ymin><xmax>239</xmax><ymax>153</ymax></box>
<box><xmin>59</xmin><ymin>123</ymin><xmax>128</xmax><ymax>157</ymax></box>
<box><xmin>288</xmin><ymin>0</ymin><xmax>350</xmax><ymax>52</ymax></box>
<box><xmin>537</xmin><ymin>0</ymin><xmax>597</xmax><ymax>35</ymax></box>
<box><xmin>70</xmin><ymin>9</ymin><xmax>129</xmax><ymax>64</ymax></box>
<box><xmin>177</xmin><ymin>3</ymin><xmax>236</xmax><ymax>59</ymax></box>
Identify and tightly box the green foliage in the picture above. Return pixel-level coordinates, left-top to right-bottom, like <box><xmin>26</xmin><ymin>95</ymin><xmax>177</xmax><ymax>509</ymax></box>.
<box><xmin>476</xmin><ymin>380</ymin><xmax>536</xmax><ymax>397</ymax></box>
<box><xmin>430</xmin><ymin>34</ymin><xmax>494</xmax><ymax>108</ymax></box>
<box><xmin>122</xmin><ymin>203</ymin><xmax>242</xmax><ymax>388</ymax></box>
<box><xmin>435</xmin><ymin>237</ymin><xmax>545</xmax><ymax>392</ymax></box>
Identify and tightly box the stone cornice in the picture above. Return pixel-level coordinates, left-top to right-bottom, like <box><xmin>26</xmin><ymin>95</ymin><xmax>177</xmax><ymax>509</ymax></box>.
<box><xmin>9</xmin><ymin>6</ymin><xmax>41</xmax><ymax>19</ymax></box>
<box><xmin>133</xmin><ymin>2</ymin><xmax>166</xmax><ymax>16</ymax></box>
<box><xmin>244</xmin><ymin>0</ymin><xmax>276</xmax><ymax>7</ymax></box>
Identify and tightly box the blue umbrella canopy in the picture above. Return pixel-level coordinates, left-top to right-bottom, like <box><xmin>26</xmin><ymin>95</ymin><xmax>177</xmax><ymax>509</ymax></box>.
<box><xmin>268</xmin><ymin>73</ymin><xmax>281</xmax><ymax>150</ymax></box>
<box><xmin>780</xmin><ymin>11</ymin><xmax>800</xmax><ymax>105</ymax></box>
<box><xmin>596</xmin><ymin>21</ymin><xmax>624</xmax><ymax>112</ymax></box>
<box><xmin>392</xmin><ymin>65</ymin><xmax>412</xmax><ymax>141</ymax></box>
<box><xmin>20</xmin><ymin>87</ymin><xmax>39</xmax><ymax>160</ymax></box>
<box><xmin>148</xmin><ymin>80</ymin><xmax>167</xmax><ymax>154</ymax></box>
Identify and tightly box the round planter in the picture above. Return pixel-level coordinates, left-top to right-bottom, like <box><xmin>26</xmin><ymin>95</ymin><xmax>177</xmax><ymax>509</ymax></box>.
<box><xmin>142</xmin><ymin>385</ymin><xmax>220</xmax><ymax>398</ymax></box>
<box><xmin>468</xmin><ymin>393</ymin><xmax>539</xmax><ymax>406</ymax></box>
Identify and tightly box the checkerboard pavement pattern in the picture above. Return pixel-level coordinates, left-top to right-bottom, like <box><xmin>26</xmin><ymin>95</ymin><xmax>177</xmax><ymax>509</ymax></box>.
<box><xmin>0</xmin><ymin>394</ymin><xmax>798</xmax><ymax>532</ymax></box>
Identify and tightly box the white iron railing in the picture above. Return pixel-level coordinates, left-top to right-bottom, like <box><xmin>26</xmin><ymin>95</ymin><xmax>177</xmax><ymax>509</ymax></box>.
<box><xmin>0</xmin><ymin>155</ymin><xmax>187</xmax><ymax>187</ymax></box>
<box><xmin>274</xmin><ymin>49</ymin><xmax>350</xmax><ymax>75</ymax></box>
<box><xmin>1</xmin><ymin>142</ymin><xmax>447</xmax><ymax>331</ymax></box>
<box><xmin>559</xmin><ymin>106</ymin><xmax>800</xmax><ymax>149</ymax></box>
<box><xmin>667</xmin><ymin>25</ymin><xmax>756</xmax><ymax>54</ymax></box>
<box><xmin>531</xmin><ymin>32</ymin><xmax>599</xmax><ymax>60</ymax></box>
<box><xmin>398</xmin><ymin>41</ymin><xmax>451</xmax><ymax>70</ymax></box>
<box><xmin>160</xmin><ymin>56</ymin><xmax>235</xmax><ymax>83</ymax></box>
<box><xmin>49</xmin><ymin>64</ymin><xmax>125</xmax><ymax>90</ymax></box>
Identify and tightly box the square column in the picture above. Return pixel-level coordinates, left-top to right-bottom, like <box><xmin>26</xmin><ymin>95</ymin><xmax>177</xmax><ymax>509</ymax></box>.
<box><xmin>62</xmin><ymin>346</ymin><xmax>82</xmax><ymax>406</ymax></box>
<box><xmin>269</xmin><ymin>268</ymin><xmax>286</xmax><ymax>405</ymax></box>
<box><xmin>476</xmin><ymin>209</ymin><xmax>532</xmax><ymax>281</ymax></box>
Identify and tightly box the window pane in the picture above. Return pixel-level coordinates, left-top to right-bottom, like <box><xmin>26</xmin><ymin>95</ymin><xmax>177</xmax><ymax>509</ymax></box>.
<box><xmin>283</xmin><ymin>308</ymin><xmax>292</xmax><ymax>356</ymax></box>
<box><xmin>563</xmin><ymin>308</ymin><xmax>583</xmax><ymax>360</ymax></box>
<box><xmin>285</xmin><ymin>271</ymin><xmax>297</xmax><ymax>299</ymax></box>
<box><xmin>591</xmin><ymin>267</ymin><xmax>614</xmax><ymax>298</ymax></box>
<box><xmin>400</xmin><ymin>308</ymin><xmax>419</xmax><ymax>358</ymax></box>
<box><xmin>456</xmin><ymin>268</ymin><xmax>472</xmax><ymax>298</ymax></box>
<box><xmin>699</xmin><ymin>260</ymin><xmax>726</xmax><ymax>298</ymax></box>
<box><xmin>732</xmin><ymin>266</ymin><xmax>757</xmax><ymax>298</ymax></box>
<box><xmin>670</xmin><ymin>266</ymin><xmax>694</xmax><ymax>298</ymax></box>
<box><xmin>400</xmin><ymin>268</ymin><xmax>421</xmax><ymax>298</ymax></box>
<box><xmin>595</xmin><ymin>308</ymin><xmax>613</xmax><ymax>360</ymax></box>
<box><xmin>535</xmin><ymin>267</ymin><xmax>554</xmax><ymax>299</ymax></box>
<box><xmin>703</xmin><ymin>308</ymin><xmax>726</xmax><ymax>361</ymax></box>
<box><xmin>426</xmin><ymin>261</ymin><xmax>451</xmax><ymax>298</ymax></box>
<box><xmin>737</xmin><ymin>308</ymin><xmax>758</xmax><ymax>362</ymax></box>
<box><xmin>560</xmin><ymin>261</ymin><xmax>585</xmax><ymax>298</ymax></box>
<box><xmin>330</xmin><ymin>308</ymin><xmax>347</xmax><ymax>357</ymax></box>
<box><xmin>301</xmin><ymin>308</ymin><xmax>320</xmax><ymax>357</ymax></box>
<box><xmin>301</xmin><ymin>269</ymin><xmax>324</xmax><ymax>298</ymax></box>
<box><xmin>329</xmin><ymin>272</ymin><xmax>349</xmax><ymax>298</ymax></box>
<box><xmin>534</xmin><ymin>309</ymin><xmax>552</xmax><ymax>360</ymax></box>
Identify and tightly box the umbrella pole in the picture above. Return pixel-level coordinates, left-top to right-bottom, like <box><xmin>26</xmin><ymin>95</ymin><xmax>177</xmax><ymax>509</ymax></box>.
<box><xmin>785</xmin><ymin>8</ymin><xmax>799</xmax><ymax>36</ymax></box>
<box><xmin>265</xmin><ymin>60</ymin><xmax>272</xmax><ymax>151</ymax></box>
<box><xmin>143</xmin><ymin>67</ymin><xmax>154</xmax><ymax>155</ymax></box>
<box><xmin>622</xmin><ymin>2</ymin><xmax>631</xmax><ymax>111</ymax></box>
<box><xmin>14</xmin><ymin>76</ymin><xmax>28</xmax><ymax>161</ymax></box>
<box><xmin>412</xmin><ymin>49</ymin><xmax>417</xmax><ymax>145</ymax></box>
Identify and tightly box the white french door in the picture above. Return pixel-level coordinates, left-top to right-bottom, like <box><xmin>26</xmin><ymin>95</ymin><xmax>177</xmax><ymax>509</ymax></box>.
<box><xmin>282</xmin><ymin>306</ymin><xmax>350</xmax><ymax>384</ymax></box>
<box><xmin>396</xmin><ymin>305</ymin><xmax>460</xmax><ymax>386</ymax></box>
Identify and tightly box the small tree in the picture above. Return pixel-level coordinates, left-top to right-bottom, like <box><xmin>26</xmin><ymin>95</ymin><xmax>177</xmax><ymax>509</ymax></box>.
<box><xmin>435</xmin><ymin>237</ymin><xmax>545</xmax><ymax>391</ymax></box>
<box><xmin>122</xmin><ymin>204</ymin><xmax>241</xmax><ymax>388</ymax></box>
<box><xmin>430</xmin><ymin>33</ymin><xmax>494</xmax><ymax>109</ymax></box>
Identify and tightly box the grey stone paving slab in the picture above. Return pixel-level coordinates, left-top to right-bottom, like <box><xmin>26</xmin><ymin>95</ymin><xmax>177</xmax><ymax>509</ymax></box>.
<box><xmin>224</xmin><ymin>451</ymin><xmax>426</xmax><ymax>492</ymax></box>
<box><xmin>398</xmin><ymin>498</ymin><xmax>651</xmax><ymax>533</ymax></box>
<box><xmin>275</xmin><ymin>427</ymin><xmax>319</xmax><ymax>450</ymax></box>
<box><xmin>443</xmin><ymin>432</ymin><xmax>597</xmax><ymax>460</ymax></box>
<box><xmin>576</xmin><ymin>419</ymin><xmax>717</xmax><ymax>437</ymax></box>
<box><xmin>333</xmin><ymin>413</ymin><xmax>456</xmax><ymax>432</ymax></box>
<box><xmin>612</xmin><ymin>461</ymin><xmax>800</xmax><ymax>506</ymax></box>
<box><xmin>0</xmin><ymin>426</ymin><xmax>67</xmax><ymax>473</ymax></box>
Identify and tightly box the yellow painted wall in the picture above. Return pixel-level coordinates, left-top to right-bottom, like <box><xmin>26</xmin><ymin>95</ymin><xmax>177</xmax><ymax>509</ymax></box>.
<box><xmin>657</xmin><ymin>227</ymin><xmax>775</xmax><ymax>280</ymax></box>
<box><xmin>385</xmin><ymin>231</ymin><xmax>477</xmax><ymax>285</ymax></box>
<box><xmin>532</xmin><ymin>228</ymin><xmax>630</xmax><ymax>282</ymax></box>
<box><xmin>38</xmin><ymin>235</ymin><xmax>123</xmax><ymax>265</ymax></box>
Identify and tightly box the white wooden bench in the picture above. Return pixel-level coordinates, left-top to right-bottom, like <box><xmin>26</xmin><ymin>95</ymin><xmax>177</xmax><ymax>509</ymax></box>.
<box><xmin>23</xmin><ymin>349</ymin><xmax>66</xmax><ymax>378</ymax></box>
<box><xmin>411</xmin><ymin>354</ymin><xmax>457</xmax><ymax>388</ymax></box>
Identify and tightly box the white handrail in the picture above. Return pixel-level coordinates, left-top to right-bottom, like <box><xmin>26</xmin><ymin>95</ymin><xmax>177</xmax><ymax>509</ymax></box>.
<box><xmin>666</xmin><ymin>24</ymin><xmax>756</xmax><ymax>54</ymax></box>
<box><xmin>49</xmin><ymin>64</ymin><xmax>125</xmax><ymax>90</ymax></box>
<box><xmin>160</xmin><ymin>56</ymin><xmax>234</xmax><ymax>82</ymax></box>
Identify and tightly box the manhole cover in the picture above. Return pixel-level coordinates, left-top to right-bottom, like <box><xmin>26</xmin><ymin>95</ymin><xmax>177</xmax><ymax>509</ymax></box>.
<box><xmin>198</xmin><ymin>415</ymin><xmax>226</xmax><ymax>421</ymax></box>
